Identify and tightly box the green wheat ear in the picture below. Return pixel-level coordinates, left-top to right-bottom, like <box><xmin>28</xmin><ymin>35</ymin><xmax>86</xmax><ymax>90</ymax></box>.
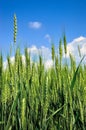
<box><xmin>59</xmin><ymin>39</ymin><xmax>63</xmax><ymax>68</ymax></box>
<box><xmin>63</xmin><ymin>34</ymin><xmax>67</xmax><ymax>54</ymax></box>
<box><xmin>14</xmin><ymin>14</ymin><xmax>17</xmax><ymax>43</ymax></box>
<box><xmin>51</xmin><ymin>43</ymin><xmax>55</xmax><ymax>61</ymax></box>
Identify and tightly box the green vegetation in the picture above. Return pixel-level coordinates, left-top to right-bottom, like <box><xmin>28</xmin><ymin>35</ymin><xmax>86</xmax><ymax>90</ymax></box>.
<box><xmin>0</xmin><ymin>15</ymin><xmax>86</xmax><ymax>130</ymax></box>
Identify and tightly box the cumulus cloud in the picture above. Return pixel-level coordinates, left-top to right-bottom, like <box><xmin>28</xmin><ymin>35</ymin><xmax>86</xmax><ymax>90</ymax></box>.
<box><xmin>27</xmin><ymin>46</ymin><xmax>50</xmax><ymax>58</ymax></box>
<box><xmin>27</xmin><ymin>45</ymin><xmax>53</xmax><ymax>68</ymax></box>
<box><xmin>29</xmin><ymin>21</ymin><xmax>42</xmax><ymax>29</ymax></box>
<box><xmin>65</xmin><ymin>36</ymin><xmax>86</xmax><ymax>64</ymax></box>
<box><xmin>3</xmin><ymin>45</ymin><xmax>53</xmax><ymax>69</ymax></box>
<box><xmin>3</xmin><ymin>36</ymin><xmax>86</xmax><ymax>69</ymax></box>
<box><xmin>45</xmin><ymin>34</ymin><xmax>51</xmax><ymax>43</ymax></box>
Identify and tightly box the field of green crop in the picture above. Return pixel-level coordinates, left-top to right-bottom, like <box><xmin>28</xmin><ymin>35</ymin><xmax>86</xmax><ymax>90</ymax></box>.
<box><xmin>0</xmin><ymin>15</ymin><xmax>86</xmax><ymax>130</ymax></box>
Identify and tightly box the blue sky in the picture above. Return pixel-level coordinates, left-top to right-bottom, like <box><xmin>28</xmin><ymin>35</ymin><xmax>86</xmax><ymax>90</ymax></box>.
<box><xmin>0</xmin><ymin>0</ymin><xmax>86</xmax><ymax>55</ymax></box>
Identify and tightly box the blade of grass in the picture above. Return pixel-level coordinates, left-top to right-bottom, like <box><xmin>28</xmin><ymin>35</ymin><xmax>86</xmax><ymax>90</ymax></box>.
<box><xmin>70</xmin><ymin>55</ymin><xmax>85</xmax><ymax>91</ymax></box>
<box><xmin>46</xmin><ymin>104</ymin><xmax>66</xmax><ymax>121</ymax></box>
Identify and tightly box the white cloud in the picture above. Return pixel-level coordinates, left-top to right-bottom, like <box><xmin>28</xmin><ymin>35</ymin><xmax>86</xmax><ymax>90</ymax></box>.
<box><xmin>4</xmin><ymin>36</ymin><xmax>86</xmax><ymax>70</ymax></box>
<box><xmin>28</xmin><ymin>45</ymin><xmax>52</xmax><ymax>64</ymax></box>
<box><xmin>45</xmin><ymin>34</ymin><xmax>51</xmax><ymax>43</ymax></box>
<box><xmin>73</xmin><ymin>36</ymin><xmax>85</xmax><ymax>42</ymax></box>
<box><xmin>28</xmin><ymin>45</ymin><xmax>53</xmax><ymax>69</ymax></box>
<box><xmin>65</xmin><ymin>36</ymin><xmax>86</xmax><ymax>64</ymax></box>
<box><xmin>29</xmin><ymin>21</ymin><xmax>42</xmax><ymax>29</ymax></box>
<box><xmin>3</xmin><ymin>45</ymin><xmax>53</xmax><ymax>70</ymax></box>
<box><xmin>80</xmin><ymin>44</ymin><xmax>86</xmax><ymax>55</ymax></box>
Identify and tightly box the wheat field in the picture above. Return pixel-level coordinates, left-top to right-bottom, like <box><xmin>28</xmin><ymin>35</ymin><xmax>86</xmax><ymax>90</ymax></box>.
<box><xmin>0</xmin><ymin>15</ymin><xmax>86</xmax><ymax>130</ymax></box>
